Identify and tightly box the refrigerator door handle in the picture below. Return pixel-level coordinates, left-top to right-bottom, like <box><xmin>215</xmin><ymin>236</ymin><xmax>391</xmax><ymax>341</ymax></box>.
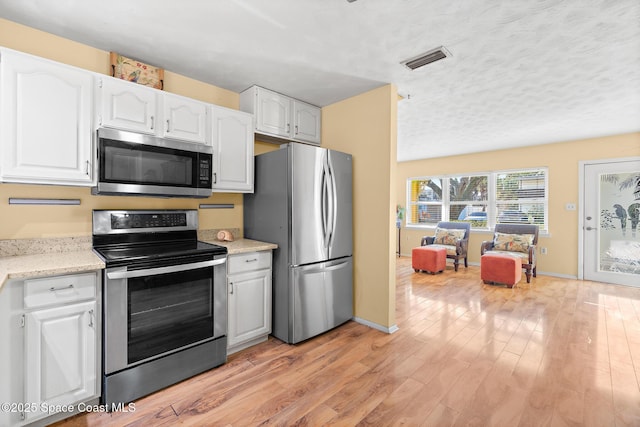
<box><xmin>321</xmin><ymin>160</ymin><xmax>330</xmax><ymax>249</ymax></box>
<box><xmin>327</xmin><ymin>157</ymin><xmax>338</xmax><ymax>250</ymax></box>
<box><xmin>297</xmin><ymin>259</ymin><xmax>351</xmax><ymax>275</ymax></box>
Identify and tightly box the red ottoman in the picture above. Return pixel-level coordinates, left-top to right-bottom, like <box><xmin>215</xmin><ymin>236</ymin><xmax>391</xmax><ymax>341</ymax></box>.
<box><xmin>412</xmin><ymin>246</ymin><xmax>446</xmax><ymax>274</ymax></box>
<box><xmin>481</xmin><ymin>253</ymin><xmax>522</xmax><ymax>288</ymax></box>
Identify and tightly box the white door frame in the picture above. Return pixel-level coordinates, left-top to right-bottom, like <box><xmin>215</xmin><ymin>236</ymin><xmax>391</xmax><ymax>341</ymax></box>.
<box><xmin>578</xmin><ymin>156</ymin><xmax>640</xmax><ymax>280</ymax></box>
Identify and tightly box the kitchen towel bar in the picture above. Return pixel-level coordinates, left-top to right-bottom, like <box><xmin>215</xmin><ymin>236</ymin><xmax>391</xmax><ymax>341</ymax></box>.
<box><xmin>9</xmin><ymin>198</ymin><xmax>81</xmax><ymax>205</ymax></box>
<box><xmin>199</xmin><ymin>204</ymin><xmax>235</xmax><ymax>209</ymax></box>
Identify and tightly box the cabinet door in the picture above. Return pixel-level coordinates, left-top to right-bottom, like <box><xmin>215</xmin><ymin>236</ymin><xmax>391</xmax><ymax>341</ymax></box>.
<box><xmin>24</xmin><ymin>301</ymin><xmax>97</xmax><ymax>422</ymax></box>
<box><xmin>227</xmin><ymin>269</ymin><xmax>271</xmax><ymax>349</ymax></box>
<box><xmin>211</xmin><ymin>106</ymin><xmax>254</xmax><ymax>192</ymax></box>
<box><xmin>97</xmin><ymin>76</ymin><xmax>157</xmax><ymax>134</ymax></box>
<box><xmin>293</xmin><ymin>100</ymin><xmax>321</xmax><ymax>145</ymax></box>
<box><xmin>0</xmin><ymin>50</ymin><xmax>93</xmax><ymax>185</ymax></box>
<box><xmin>255</xmin><ymin>87</ymin><xmax>291</xmax><ymax>138</ymax></box>
<box><xmin>162</xmin><ymin>93</ymin><xmax>208</xmax><ymax>144</ymax></box>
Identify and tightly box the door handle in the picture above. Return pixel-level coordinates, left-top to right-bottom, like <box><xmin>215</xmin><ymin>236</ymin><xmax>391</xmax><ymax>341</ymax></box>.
<box><xmin>302</xmin><ymin>260</ymin><xmax>350</xmax><ymax>275</ymax></box>
<box><xmin>107</xmin><ymin>258</ymin><xmax>226</xmax><ymax>279</ymax></box>
<box><xmin>585</xmin><ymin>226</ymin><xmax>597</xmax><ymax>231</ymax></box>
<box><xmin>49</xmin><ymin>284</ymin><xmax>74</xmax><ymax>292</ymax></box>
<box><xmin>321</xmin><ymin>163</ymin><xmax>329</xmax><ymax>248</ymax></box>
<box><xmin>328</xmin><ymin>159</ymin><xmax>338</xmax><ymax>249</ymax></box>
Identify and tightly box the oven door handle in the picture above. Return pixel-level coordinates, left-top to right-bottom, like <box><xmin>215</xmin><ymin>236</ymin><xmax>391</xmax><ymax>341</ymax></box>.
<box><xmin>106</xmin><ymin>258</ymin><xmax>226</xmax><ymax>280</ymax></box>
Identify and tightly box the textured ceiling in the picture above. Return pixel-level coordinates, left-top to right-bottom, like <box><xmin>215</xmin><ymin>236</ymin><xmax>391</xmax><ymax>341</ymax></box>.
<box><xmin>1</xmin><ymin>0</ymin><xmax>639</xmax><ymax>161</ymax></box>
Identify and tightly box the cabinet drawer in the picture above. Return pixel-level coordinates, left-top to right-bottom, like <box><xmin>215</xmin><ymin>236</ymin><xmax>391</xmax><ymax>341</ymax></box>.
<box><xmin>24</xmin><ymin>273</ymin><xmax>97</xmax><ymax>309</ymax></box>
<box><xmin>228</xmin><ymin>251</ymin><xmax>271</xmax><ymax>275</ymax></box>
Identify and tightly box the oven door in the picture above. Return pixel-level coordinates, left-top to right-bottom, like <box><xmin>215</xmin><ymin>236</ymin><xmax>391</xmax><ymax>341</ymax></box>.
<box><xmin>103</xmin><ymin>253</ymin><xmax>226</xmax><ymax>375</ymax></box>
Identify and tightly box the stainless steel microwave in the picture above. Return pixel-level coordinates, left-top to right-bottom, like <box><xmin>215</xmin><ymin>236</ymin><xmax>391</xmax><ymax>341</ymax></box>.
<box><xmin>93</xmin><ymin>128</ymin><xmax>213</xmax><ymax>198</ymax></box>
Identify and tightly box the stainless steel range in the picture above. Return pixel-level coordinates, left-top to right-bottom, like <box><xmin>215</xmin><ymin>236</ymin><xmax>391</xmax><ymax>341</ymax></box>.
<box><xmin>92</xmin><ymin>209</ymin><xmax>228</xmax><ymax>407</ymax></box>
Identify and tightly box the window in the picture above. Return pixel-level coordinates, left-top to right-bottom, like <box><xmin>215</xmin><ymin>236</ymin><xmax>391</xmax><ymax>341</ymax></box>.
<box><xmin>449</xmin><ymin>175</ymin><xmax>488</xmax><ymax>227</ymax></box>
<box><xmin>406</xmin><ymin>168</ymin><xmax>548</xmax><ymax>231</ymax></box>
<box><xmin>407</xmin><ymin>178</ymin><xmax>442</xmax><ymax>225</ymax></box>
<box><xmin>496</xmin><ymin>170</ymin><xmax>546</xmax><ymax>226</ymax></box>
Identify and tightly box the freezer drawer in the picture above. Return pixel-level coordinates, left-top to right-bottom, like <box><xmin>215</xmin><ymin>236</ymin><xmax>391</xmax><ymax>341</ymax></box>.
<box><xmin>290</xmin><ymin>257</ymin><xmax>353</xmax><ymax>343</ymax></box>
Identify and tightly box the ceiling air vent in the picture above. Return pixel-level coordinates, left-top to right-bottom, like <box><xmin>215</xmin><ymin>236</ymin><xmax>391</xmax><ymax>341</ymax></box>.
<box><xmin>401</xmin><ymin>46</ymin><xmax>451</xmax><ymax>70</ymax></box>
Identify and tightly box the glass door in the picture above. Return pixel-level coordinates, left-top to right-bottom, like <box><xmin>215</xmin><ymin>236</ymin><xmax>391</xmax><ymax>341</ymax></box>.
<box><xmin>583</xmin><ymin>159</ymin><xmax>640</xmax><ymax>286</ymax></box>
<box><xmin>127</xmin><ymin>264</ymin><xmax>214</xmax><ymax>364</ymax></box>
<box><xmin>101</xmin><ymin>139</ymin><xmax>196</xmax><ymax>187</ymax></box>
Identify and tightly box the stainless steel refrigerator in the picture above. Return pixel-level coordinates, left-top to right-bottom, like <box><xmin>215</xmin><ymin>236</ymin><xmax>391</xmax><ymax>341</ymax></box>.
<box><xmin>244</xmin><ymin>143</ymin><xmax>353</xmax><ymax>344</ymax></box>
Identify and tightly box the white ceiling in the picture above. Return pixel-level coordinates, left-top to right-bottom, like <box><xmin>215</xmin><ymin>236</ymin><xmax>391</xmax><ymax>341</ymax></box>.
<box><xmin>1</xmin><ymin>0</ymin><xmax>639</xmax><ymax>161</ymax></box>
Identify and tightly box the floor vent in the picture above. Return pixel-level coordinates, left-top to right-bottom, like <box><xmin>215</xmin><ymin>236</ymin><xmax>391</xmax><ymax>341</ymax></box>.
<box><xmin>401</xmin><ymin>46</ymin><xmax>451</xmax><ymax>70</ymax></box>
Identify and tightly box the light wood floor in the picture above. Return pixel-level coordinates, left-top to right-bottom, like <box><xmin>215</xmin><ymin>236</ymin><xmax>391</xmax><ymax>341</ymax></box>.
<box><xmin>54</xmin><ymin>257</ymin><xmax>640</xmax><ymax>426</ymax></box>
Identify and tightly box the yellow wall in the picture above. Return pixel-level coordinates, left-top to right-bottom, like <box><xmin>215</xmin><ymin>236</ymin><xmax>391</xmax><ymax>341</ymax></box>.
<box><xmin>0</xmin><ymin>18</ymin><xmax>400</xmax><ymax>331</ymax></box>
<box><xmin>0</xmin><ymin>19</ymin><xmax>243</xmax><ymax>239</ymax></box>
<box><xmin>397</xmin><ymin>132</ymin><xmax>640</xmax><ymax>277</ymax></box>
<box><xmin>324</xmin><ymin>85</ymin><xmax>398</xmax><ymax>330</ymax></box>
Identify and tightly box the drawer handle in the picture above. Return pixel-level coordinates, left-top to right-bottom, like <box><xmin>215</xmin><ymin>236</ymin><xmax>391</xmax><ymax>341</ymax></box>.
<box><xmin>245</xmin><ymin>259</ymin><xmax>258</xmax><ymax>263</ymax></box>
<box><xmin>49</xmin><ymin>284</ymin><xmax>74</xmax><ymax>292</ymax></box>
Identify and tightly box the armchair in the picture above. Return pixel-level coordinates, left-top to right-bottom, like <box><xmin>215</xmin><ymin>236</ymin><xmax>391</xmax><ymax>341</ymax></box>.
<box><xmin>481</xmin><ymin>224</ymin><xmax>539</xmax><ymax>283</ymax></box>
<box><xmin>421</xmin><ymin>221</ymin><xmax>470</xmax><ymax>271</ymax></box>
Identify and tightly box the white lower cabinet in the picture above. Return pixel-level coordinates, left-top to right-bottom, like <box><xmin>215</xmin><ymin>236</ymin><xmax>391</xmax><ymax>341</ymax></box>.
<box><xmin>24</xmin><ymin>300</ymin><xmax>97</xmax><ymax>423</ymax></box>
<box><xmin>0</xmin><ymin>272</ymin><xmax>100</xmax><ymax>426</ymax></box>
<box><xmin>227</xmin><ymin>251</ymin><xmax>272</xmax><ymax>354</ymax></box>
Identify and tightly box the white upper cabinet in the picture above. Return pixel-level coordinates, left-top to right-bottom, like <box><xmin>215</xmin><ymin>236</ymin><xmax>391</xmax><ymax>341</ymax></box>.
<box><xmin>161</xmin><ymin>92</ymin><xmax>209</xmax><ymax>144</ymax></box>
<box><xmin>240</xmin><ymin>85</ymin><xmax>321</xmax><ymax>145</ymax></box>
<box><xmin>97</xmin><ymin>76</ymin><xmax>157</xmax><ymax>134</ymax></box>
<box><xmin>293</xmin><ymin>99</ymin><xmax>321</xmax><ymax>144</ymax></box>
<box><xmin>253</xmin><ymin>87</ymin><xmax>291</xmax><ymax>138</ymax></box>
<box><xmin>0</xmin><ymin>49</ymin><xmax>94</xmax><ymax>185</ymax></box>
<box><xmin>210</xmin><ymin>105</ymin><xmax>254</xmax><ymax>193</ymax></box>
<box><xmin>97</xmin><ymin>75</ymin><xmax>209</xmax><ymax>144</ymax></box>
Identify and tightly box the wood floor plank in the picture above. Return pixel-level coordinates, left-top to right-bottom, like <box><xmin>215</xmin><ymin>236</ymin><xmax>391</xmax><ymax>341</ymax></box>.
<box><xmin>356</xmin><ymin>377</ymin><xmax>425</xmax><ymax>426</ymax></box>
<box><xmin>50</xmin><ymin>258</ymin><xmax>640</xmax><ymax>426</ymax></box>
<box><xmin>441</xmin><ymin>357</ymin><xmax>494</xmax><ymax>413</ymax></box>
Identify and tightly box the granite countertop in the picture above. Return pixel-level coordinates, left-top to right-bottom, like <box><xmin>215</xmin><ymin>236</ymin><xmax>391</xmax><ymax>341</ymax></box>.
<box><xmin>197</xmin><ymin>229</ymin><xmax>277</xmax><ymax>255</ymax></box>
<box><xmin>205</xmin><ymin>238</ymin><xmax>278</xmax><ymax>255</ymax></box>
<box><xmin>0</xmin><ymin>250</ymin><xmax>105</xmax><ymax>289</ymax></box>
<box><xmin>0</xmin><ymin>233</ymin><xmax>277</xmax><ymax>290</ymax></box>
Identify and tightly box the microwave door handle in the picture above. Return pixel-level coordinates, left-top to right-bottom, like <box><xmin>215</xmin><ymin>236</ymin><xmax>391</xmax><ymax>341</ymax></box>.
<box><xmin>106</xmin><ymin>258</ymin><xmax>226</xmax><ymax>280</ymax></box>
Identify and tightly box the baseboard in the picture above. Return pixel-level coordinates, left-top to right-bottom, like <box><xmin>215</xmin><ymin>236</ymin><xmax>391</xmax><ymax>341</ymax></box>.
<box><xmin>535</xmin><ymin>271</ymin><xmax>578</xmax><ymax>280</ymax></box>
<box><xmin>353</xmin><ymin>317</ymin><xmax>399</xmax><ymax>334</ymax></box>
